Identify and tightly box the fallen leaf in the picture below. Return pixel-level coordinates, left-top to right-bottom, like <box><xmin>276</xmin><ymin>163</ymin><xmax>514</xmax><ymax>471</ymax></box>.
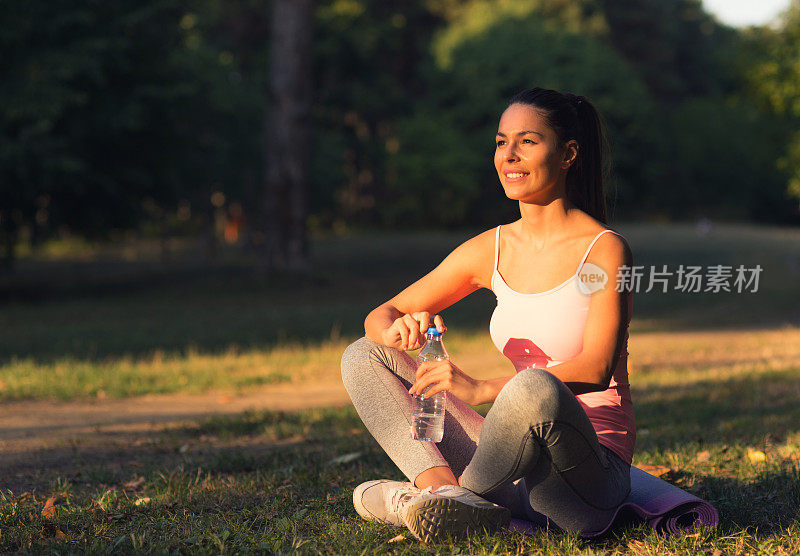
<box><xmin>748</xmin><ymin>449</ymin><xmax>766</xmax><ymax>463</ymax></box>
<box><xmin>55</xmin><ymin>530</ymin><xmax>68</xmax><ymax>540</ymax></box>
<box><xmin>122</xmin><ymin>476</ymin><xmax>145</xmax><ymax>490</ymax></box>
<box><xmin>134</xmin><ymin>497</ymin><xmax>151</xmax><ymax>506</ymax></box>
<box><xmin>695</xmin><ymin>450</ymin><xmax>711</xmax><ymax>463</ymax></box>
<box><xmin>41</xmin><ymin>496</ymin><xmax>59</xmax><ymax>521</ymax></box>
<box><xmin>388</xmin><ymin>534</ymin><xmax>406</xmax><ymax>543</ymax></box>
<box><xmin>636</xmin><ymin>464</ymin><xmax>672</xmax><ymax>477</ymax></box>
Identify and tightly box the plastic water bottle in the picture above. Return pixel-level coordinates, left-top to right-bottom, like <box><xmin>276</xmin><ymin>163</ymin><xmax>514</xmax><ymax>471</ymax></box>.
<box><xmin>411</xmin><ymin>326</ymin><xmax>448</xmax><ymax>442</ymax></box>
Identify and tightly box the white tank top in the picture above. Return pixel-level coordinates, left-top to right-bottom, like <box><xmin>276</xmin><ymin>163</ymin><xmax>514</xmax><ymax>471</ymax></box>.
<box><xmin>488</xmin><ymin>225</ymin><xmax>636</xmax><ymax>463</ymax></box>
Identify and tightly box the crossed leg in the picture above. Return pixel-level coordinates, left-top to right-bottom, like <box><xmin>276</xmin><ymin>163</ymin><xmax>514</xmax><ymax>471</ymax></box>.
<box><xmin>341</xmin><ymin>336</ymin><xmax>629</xmax><ymax>533</ymax></box>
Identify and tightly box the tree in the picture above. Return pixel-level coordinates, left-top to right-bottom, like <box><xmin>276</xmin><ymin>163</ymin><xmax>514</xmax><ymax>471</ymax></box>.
<box><xmin>746</xmin><ymin>0</ymin><xmax>800</xmax><ymax>214</ymax></box>
<box><xmin>388</xmin><ymin>3</ymin><xmax>659</xmax><ymax>225</ymax></box>
<box><xmin>0</xmin><ymin>1</ymin><xmax>187</xmax><ymax>268</ymax></box>
<box><xmin>0</xmin><ymin>0</ymin><xmax>263</xmax><ymax>268</ymax></box>
<box><xmin>260</xmin><ymin>0</ymin><xmax>314</xmax><ymax>270</ymax></box>
<box><xmin>597</xmin><ymin>0</ymin><xmax>733</xmax><ymax>103</ymax></box>
<box><xmin>310</xmin><ymin>0</ymin><xmax>449</xmax><ymax>229</ymax></box>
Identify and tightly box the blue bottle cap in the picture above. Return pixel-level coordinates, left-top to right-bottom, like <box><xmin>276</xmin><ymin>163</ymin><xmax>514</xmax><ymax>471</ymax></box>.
<box><xmin>426</xmin><ymin>326</ymin><xmax>441</xmax><ymax>336</ymax></box>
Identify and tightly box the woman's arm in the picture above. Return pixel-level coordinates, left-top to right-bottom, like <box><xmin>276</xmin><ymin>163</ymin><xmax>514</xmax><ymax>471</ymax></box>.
<box><xmin>545</xmin><ymin>232</ymin><xmax>634</xmax><ymax>395</ymax></box>
<box><xmin>410</xmin><ymin>231</ymin><xmax>633</xmax><ymax>403</ymax></box>
<box><xmin>407</xmin><ymin>230</ymin><xmax>634</xmax><ymax>405</ymax></box>
<box><xmin>365</xmin><ymin>229</ymin><xmax>494</xmax><ymax>351</ymax></box>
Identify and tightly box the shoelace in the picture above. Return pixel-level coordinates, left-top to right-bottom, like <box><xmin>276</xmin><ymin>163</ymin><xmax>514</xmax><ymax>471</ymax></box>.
<box><xmin>389</xmin><ymin>485</ymin><xmax>433</xmax><ymax>512</ymax></box>
<box><xmin>433</xmin><ymin>485</ymin><xmax>477</xmax><ymax>498</ymax></box>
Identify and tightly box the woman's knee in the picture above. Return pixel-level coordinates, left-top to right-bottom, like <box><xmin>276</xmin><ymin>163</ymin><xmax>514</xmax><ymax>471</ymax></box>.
<box><xmin>506</xmin><ymin>367</ymin><xmax>562</xmax><ymax>396</ymax></box>
<box><xmin>496</xmin><ymin>368</ymin><xmax>565</xmax><ymax>418</ymax></box>
<box><xmin>340</xmin><ymin>336</ymin><xmax>375</xmax><ymax>386</ymax></box>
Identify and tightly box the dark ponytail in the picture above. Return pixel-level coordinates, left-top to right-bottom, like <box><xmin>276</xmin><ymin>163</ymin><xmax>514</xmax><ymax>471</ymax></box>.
<box><xmin>507</xmin><ymin>88</ymin><xmax>611</xmax><ymax>224</ymax></box>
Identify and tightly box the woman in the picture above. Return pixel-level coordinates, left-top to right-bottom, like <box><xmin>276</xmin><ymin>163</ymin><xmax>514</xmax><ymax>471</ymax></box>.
<box><xmin>341</xmin><ymin>87</ymin><xmax>635</xmax><ymax>543</ymax></box>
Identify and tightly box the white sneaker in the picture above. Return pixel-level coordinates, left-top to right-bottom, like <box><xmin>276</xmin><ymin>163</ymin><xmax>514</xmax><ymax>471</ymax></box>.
<box><xmin>352</xmin><ymin>479</ymin><xmax>433</xmax><ymax>526</ymax></box>
<box><xmin>400</xmin><ymin>484</ymin><xmax>511</xmax><ymax>543</ymax></box>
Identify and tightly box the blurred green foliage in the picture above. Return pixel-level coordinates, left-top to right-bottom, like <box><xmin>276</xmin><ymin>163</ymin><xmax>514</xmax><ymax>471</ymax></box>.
<box><xmin>1</xmin><ymin>0</ymin><xmax>799</xmax><ymax>265</ymax></box>
<box><xmin>398</xmin><ymin>3</ymin><xmax>657</xmax><ymax>225</ymax></box>
<box><xmin>745</xmin><ymin>1</ymin><xmax>800</xmax><ymax>214</ymax></box>
<box><xmin>0</xmin><ymin>0</ymin><xmax>265</xmax><ymax>263</ymax></box>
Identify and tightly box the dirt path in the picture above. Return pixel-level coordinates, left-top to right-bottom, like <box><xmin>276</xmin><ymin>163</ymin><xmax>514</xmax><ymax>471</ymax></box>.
<box><xmin>0</xmin><ymin>380</ymin><xmax>351</xmax><ymax>490</ymax></box>
<box><xmin>3</xmin><ymin>326</ymin><xmax>799</xmax><ymax>493</ymax></box>
<box><xmin>0</xmin><ymin>379</ymin><xmax>350</xmax><ymax>457</ymax></box>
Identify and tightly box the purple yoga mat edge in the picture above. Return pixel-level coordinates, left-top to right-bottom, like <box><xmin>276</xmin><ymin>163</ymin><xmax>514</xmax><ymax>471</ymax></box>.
<box><xmin>507</xmin><ymin>465</ymin><xmax>719</xmax><ymax>537</ymax></box>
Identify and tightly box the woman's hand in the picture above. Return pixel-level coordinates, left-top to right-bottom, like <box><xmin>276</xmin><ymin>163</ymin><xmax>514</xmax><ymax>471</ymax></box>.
<box><xmin>381</xmin><ymin>312</ymin><xmax>446</xmax><ymax>351</ymax></box>
<box><xmin>409</xmin><ymin>359</ymin><xmax>483</xmax><ymax>406</ymax></box>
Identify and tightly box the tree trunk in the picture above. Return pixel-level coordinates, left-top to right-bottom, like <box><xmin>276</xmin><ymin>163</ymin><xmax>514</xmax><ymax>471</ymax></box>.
<box><xmin>260</xmin><ymin>0</ymin><xmax>313</xmax><ymax>271</ymax></box>
<box><xmin>0</xmin><ymin>210</ymin><xmax>19</xmax><ymax>272</ymax></box>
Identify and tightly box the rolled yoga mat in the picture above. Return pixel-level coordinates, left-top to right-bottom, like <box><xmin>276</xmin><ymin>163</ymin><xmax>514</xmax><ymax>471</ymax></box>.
<box><xmin>508</xmin><ymin>465</ymin><xmax>719</xmax><ymax>536</ymax></box>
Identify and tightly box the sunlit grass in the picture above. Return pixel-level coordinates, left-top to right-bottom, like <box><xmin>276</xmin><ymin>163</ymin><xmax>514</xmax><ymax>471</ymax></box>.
<box><xmin>2</xmin><ymin>324</ymin><xmax>800</xmax><ymax>402</ymax></box>
<box><xmin>1</xmin><ymin>321</ymin><xmax>799</xmax><ymax>551</ymax></box>
<box><xmin>0</xmin><ymin>224</ymin><xmax>799</xmax><ymax>550</ymax></box>
<box><xmin>1</xmin><ymin>398</ymin><xmax>798</xmax><ymax>553</ymax></box>
<box><xmin>0</xmin><ymin>340</ymin><xmax>355</xmax><ymax>400</ymax></box>
<box><xmin>2</xmin><ymin>222</ymin><xmax>799</xmax><ymax>365</ymax></box>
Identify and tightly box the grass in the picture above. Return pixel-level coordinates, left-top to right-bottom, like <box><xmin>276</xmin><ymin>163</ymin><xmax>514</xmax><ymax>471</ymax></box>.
<box><xmin>1</xmin><ymin>389</ymin><xmax>799</xmax><ymax>553</ymax></box>
<box><xmin>0</xmin><ymin>222</ymin><xmax>798</xmax><ymax>400</ymax></box>
<box><xmin>0</xmin><ymin>341</ymin><xmax>357</xmax><ymax>400</ymax></box>
<box><xmin>0</xmin><ymin>223</ymin><xmax>799</xmax><ymax>552</ymax></box>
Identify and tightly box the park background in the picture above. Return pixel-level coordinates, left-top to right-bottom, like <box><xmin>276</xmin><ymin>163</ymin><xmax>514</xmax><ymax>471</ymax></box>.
<box><xmin>1</xmin><ymin>0</ymin><xmax>800</xmax><ymax>553</ymax></box>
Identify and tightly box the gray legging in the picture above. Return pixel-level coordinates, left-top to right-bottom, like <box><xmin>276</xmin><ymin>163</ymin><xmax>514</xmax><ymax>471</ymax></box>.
<box><xmin>341</xmin><ymin>336</ymin><xmax>631</xmax><ymax>535</ymax></box>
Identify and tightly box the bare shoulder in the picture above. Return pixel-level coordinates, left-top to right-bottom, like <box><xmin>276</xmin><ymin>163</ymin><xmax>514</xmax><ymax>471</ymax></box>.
<box><xmin>586</xmin><ymin>227</ymin><xmax>633</xmax><ymax>267</ymax></box>
<box><xmin>459</xmin><ymin>226</ymin><xmax>497</xmax><ymax>253</ymax></box>
<box><xmin>444</xmin><ymin>226</ymin><xmax>498</xmax><ymax>289</ymax></box>
<box><xmin>569</xmin><ymin>209</ymin><xmax>631</xmax><ymax>262</ymax></box>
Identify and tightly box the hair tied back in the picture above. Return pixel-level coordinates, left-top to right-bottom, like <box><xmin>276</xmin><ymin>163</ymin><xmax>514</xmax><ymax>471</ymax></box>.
<box><xmin>505</xmin><ymin>87</ymin><xmax>609</xmax><ymax>224</ymax></box>
<box><xmin>566</xmin><ymin>92</ymin><xmax>583</xmax><ymax>108</ymax></box>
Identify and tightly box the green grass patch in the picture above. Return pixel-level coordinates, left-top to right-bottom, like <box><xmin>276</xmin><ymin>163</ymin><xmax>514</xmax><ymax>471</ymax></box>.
<box><xmin>3</xmin><ymin>335</ymin><xmax>800</xmax><ymax>551</ymax></box>
<box><xmin>1</xmin><ymin>223</ymin><xmax>799</xmax><ymax>401</ymax></box>
<box><xmin>1</xmin><ymin>223</ymin><xmax>799</xmax><ymax>549</ymax></box>
<box><xmin>0</xmin><ymin>352</ymin><xmax>289</xmax><ymax>401</ymax></box>
<box><xmin>1</xmin><ymin>401</ymin><xmax>799</xmax><ymax>553</ymax></box>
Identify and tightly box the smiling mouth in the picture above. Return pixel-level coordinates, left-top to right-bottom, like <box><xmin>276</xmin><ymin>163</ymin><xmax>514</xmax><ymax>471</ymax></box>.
<box><xmin>504</xmin><ymin>172</ymin><xmax>529</xmax><ymax>180</ymax></box>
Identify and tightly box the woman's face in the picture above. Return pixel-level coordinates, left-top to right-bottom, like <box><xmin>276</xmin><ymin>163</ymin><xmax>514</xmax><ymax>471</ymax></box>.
<box><xmin>494</xmin><ymin>103</ymin><xmax>573</xmax><ymax>203</ymax></box>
